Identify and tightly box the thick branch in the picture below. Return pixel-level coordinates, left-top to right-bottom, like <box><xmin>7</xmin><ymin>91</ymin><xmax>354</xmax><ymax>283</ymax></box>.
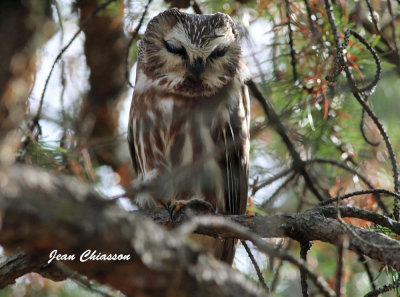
<box><xmin>1</xmin><ymin>164</ymin><xmax>400</xmax><ymax>295</ymax></box>
<box><xmin>0</xmin><ymin>165</ymin><xmax>266</xmax><ymax>297</ymax></box>
<box><xmin>0</xmin><ymin>253</ymin><xmax>68</xmax><ymax>288</ymax></box>
<box><xmin>148</xmin><ymin>207</ymin><xmax>400</xmax><ymax>270</ymax></box>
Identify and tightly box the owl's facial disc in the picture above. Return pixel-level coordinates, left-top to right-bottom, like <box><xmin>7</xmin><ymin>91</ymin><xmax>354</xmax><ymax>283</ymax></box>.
<box><xmin>142</xmin><ymin>9</ymin><xmax>242</xmax><ymax>96</ymax></box>
<box><xmin>163</xmin><ymin>26</ymin><xmax>235</xmax><ymax>81</ymax></box>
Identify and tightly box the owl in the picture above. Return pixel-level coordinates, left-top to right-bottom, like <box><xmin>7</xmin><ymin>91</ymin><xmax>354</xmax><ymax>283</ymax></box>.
<box><xmin>127</xmin><ymin>9</ymin><xmax>250</xmax><ymax>265</ymax></box>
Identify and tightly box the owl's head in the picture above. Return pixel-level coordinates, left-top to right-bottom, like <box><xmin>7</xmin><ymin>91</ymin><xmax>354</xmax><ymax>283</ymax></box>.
<box><xmin>139</xmin><ymin>9</ymin><xmax>243</xmax><ymax>96</ymax></box>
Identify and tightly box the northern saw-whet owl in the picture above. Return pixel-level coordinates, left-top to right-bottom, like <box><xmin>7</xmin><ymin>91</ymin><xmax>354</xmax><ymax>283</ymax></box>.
<box><xmin>128</xmin><ymin>9</ymin><xmax>249</xmax><ymax>265</ymax></box>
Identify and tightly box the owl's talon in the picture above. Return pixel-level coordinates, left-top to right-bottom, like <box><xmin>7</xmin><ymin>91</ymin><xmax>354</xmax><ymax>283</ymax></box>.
<box><xmin>166</xmin><ymin>199</ymin><xmax>216</xmax><ymax>221</ymax></box>
<box><xmin>166</xmin><ymin>200</ymin><xmax>188</xmax><ymax>220</ymax></box>
<box><xmin>169</xmin><ymin>203</ymin><xmax>177</xmax><ymax>219</ymax></box>
<box><xmin>166</xmin><ymin>201</ymin><xmax>173</xmax><ymax>219</ymax></box>
<box><xmin>185</xmin><ymin>198</ymin><xmax>216</xmax><ymax>213</ymax></box>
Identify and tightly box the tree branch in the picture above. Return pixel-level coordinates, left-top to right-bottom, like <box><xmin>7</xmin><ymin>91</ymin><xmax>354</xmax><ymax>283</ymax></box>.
<box><xmin>167</xmin><ymin>210</ymin><xmax>400</xmax><ymax>270</ymax></box>
<box><xmin>0</xmin><ymin>253</ymin><xmax>67</xmax><ymax>288</ymax></box>
<box><xmin>1</xmin><ymin>165</ymin><xmax>400</xmax><ymax>296</ymax></box>
<box><xmin>0</xmin><ymin>164</ymin><xmax>266</xmax><ymax>297</ymax></box>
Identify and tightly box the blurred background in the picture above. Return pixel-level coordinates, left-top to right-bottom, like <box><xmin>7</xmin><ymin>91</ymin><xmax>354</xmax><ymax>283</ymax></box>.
<box><xmin>1</xmin><ymin>0</ymin><xmax>400</xmax><ymax>296</ymax></box>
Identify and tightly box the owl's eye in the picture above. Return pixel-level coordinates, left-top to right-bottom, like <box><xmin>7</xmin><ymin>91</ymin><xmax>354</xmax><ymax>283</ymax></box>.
<box><xmin>209</xmin><ymin>47</ymin><xmax>228</xmax><ymax>59</ymax></box>
<box><xmin>163</xmin><ymin>40</ymin><xmax>187</xmax><ymax>57</ymax></box>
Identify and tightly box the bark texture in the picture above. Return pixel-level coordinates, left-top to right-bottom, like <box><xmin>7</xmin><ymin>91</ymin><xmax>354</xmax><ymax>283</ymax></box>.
<box><xmin>0</xmin><ymin>165</ymin><xmax>266</xmax><ymax>297</ymax></box>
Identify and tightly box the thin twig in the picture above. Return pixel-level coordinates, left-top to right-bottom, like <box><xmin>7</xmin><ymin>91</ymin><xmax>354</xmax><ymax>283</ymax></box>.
<box><xmin>253</xmin><ymin>167</ymin><xmax>293</xmax><ymax>193</ymax></box>
<box><xmin>284</xmin><ymin>0</ymin><xmax>298</xmax><ymax>81</ymax></box>
<box><xmin>358</xmin><ymin>254</ymin><xmax>376</xmax><ymax>291</ymax></box>
<box><xmin>327</xmin><ymin>29</ymin><xmax>381</xmax><ymax>95</ymax></box>
<box><xmin>316</xmin><ymin>205</ymin><xmax>400</xmax><ymax>235</ymax></box>
<box><xmin>335</xmin><ymin>238</ymin><xmax>345</xmax><ymax>297</ymax></box>
<box><xmin>270</xmin><ymin>240</ymin><xmax>293</xmax><ymax>293</ymax></box>
<box><xmin>335</xmin><ymin>207</ymin><xmax>400</xmax><ymax>251</ymax></box>
<box><xmin>244</xmin><ymin>31</ymin><xmax>268</xmax><ymax>84</ymax></box>
<box><xmin>271</xmin><ymin>19</ymin><xmax>282</xmax><ymax>81</ymax></box>
<box><xmin>303</xmin><ymin>0</ymin><xmax>317</xmax><ymax>37</ymax></box>
<box><xmin>270</xmin><ymin>260</ymin><xmax>283</xmax><ymax>292</ymax></box>
<box><xmin>360</xmin><ymin>109</ymin><xmax>380</xmax><ymax>147</ymax></box>
<box><xmin>300</xmin><ymin>241</ymin><xmax>312</xmax><ymax>297</ymax></box>
<box><xmin>192</xmin><ymin>0</ymin><xmax>203</xmax><ymax>14</ymax></box>
<box><xmin>343</xmin><ymin>30</ymin><xmax>382</xmax><ymax>94</ymax></box>
<box><xmin>353</xmin><ymin>96</ymin><xmax>399</xmax><ymax>219</ymax></box>
<box><xmin>38</xmin><ymin>0</ymin><xmax>117</xmax><ymax>121</ymax></box>
<box><xmin>335</xmin><ymin>194</ymin><xmax>346</xmax><ymax>297</ymax></box>
<box><xmin>318</xmin><ymin>188</ymin><xmax>400</xmax><ymax>207</ymax></box>
<box><xmin>364</xmin><ymin>278</ymin><xmax>400</xmax><ymax>297</ymax></box>
<box><xmin>53</xmin><ymin>0</ymin><xmax>68</xmax><ymax>148</ymax></box>
<box><xmin>308</xmin><ymin>158</ymin><xmax>389</xmax><ymax>215</ymax></box>
<box><xmin>260</xmin><ymin>172</ymin><xmax>297</xmax><ymax>211</ymax></box>
<box><xmin>323</xmin><ymin>0</ymin><xmax>399</xmax><ymax>220</ymax></box>
<box><xmin>364</xmin><ymin>0</ymin><xmax>393</xmax><ymax>51</ymax></box>
<box><xmin>386</xmin><ymin>0</ymin><xmax>400</xmax><ymax>67</ymax></box>
<box><xmin>241</xmin><ymin>240</ymin><xmax>270</xmax><ymax>293</ymax></box>
<box><xmin>125</xmin><ymin>0</ymin><xmax>152</xmax><ymax>88</ymax></box>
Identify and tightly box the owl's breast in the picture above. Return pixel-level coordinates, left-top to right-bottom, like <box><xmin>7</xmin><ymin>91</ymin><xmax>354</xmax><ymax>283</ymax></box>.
<box><xmin>129</xmin><ymin>75</ymin><xmax>246</xmax><ymax>213</ymax></box>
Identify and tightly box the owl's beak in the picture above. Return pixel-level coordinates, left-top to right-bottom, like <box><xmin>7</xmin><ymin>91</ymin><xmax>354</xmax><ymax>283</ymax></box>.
<box><xmin>190</xmin><ymin>57</ymin><xmax>204</xmax><ymax>79</ymax></box>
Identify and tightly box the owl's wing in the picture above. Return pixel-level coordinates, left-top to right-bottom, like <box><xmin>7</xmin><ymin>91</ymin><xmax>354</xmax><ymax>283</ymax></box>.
<box><xmin>127</xmin><ymin>102</ymin><xmax>140</xmax><ymax>175</ymax></box>
<box><xmin>220</xmin><ymin>84</ymin><xmax>250</xmax><ymax>215</ymax></box>
<box><xmin>127</xmin><ymin>43</ymin><xmax>146</xmax><ymax>175</ymax></box>
<box><xmin>215</xmin><ymin>83</ymin><xmax>249</xmax><ymax>264</ymax></box>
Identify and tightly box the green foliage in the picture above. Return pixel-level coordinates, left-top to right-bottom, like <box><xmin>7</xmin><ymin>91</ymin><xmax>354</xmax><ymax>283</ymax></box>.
<box><xmin>18</xmin><ymin>139</ymin><xmax>69</xmax><ymax>169</ymax></box>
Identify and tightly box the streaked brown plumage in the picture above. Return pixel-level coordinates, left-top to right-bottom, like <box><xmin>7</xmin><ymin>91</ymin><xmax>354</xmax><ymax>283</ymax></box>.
<box><xmin>128</xmin><ymin>9</ymin><xmax>249</xmax><ymax>265</ymax></box>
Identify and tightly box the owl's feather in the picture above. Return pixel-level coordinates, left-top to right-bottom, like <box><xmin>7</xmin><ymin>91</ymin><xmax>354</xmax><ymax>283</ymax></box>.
<box><xmin>128</xmin><ymin>9</ymin><xmax>249</xmax><ymax>265</ymax></box>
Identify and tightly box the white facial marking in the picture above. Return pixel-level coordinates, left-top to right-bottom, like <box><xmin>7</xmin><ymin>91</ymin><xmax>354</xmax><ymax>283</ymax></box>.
<box><xmin>164</xmin><ymin>22</ymin><xmax>234</xmax><ymax>63</ymax></box>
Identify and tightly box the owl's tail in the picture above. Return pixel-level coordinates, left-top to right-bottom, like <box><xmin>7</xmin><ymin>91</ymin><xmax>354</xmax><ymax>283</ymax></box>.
<box><xmin>188</xmin><ymin>234</ymin><xmax>238</xmax><ymax>265</ymax></box>
<box><xmin>220</xmin><ymin>238</ymin><xmax>238</xmax><ymax>265</ymax></box>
